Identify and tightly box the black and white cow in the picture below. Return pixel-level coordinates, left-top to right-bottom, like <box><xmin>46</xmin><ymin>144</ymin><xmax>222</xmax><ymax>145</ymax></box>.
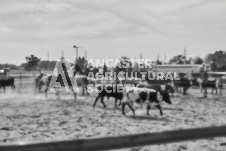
<box><xmin>122</xmin><ymin>87</ymin><xmax>172</xmax><ymax>116</ymax></box>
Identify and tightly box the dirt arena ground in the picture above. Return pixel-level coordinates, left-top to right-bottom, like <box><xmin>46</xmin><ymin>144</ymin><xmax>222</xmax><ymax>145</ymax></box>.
<box><xmin>0</xmin><ymin>88</ymin><xmax>226</xmax><ymax>151</ymax></box>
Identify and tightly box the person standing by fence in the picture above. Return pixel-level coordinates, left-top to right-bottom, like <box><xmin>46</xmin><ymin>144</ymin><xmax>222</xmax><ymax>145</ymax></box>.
<box><xmin>217</xmin><ymin>77</ymin><xmax>223</xmax><ymax>96</ymax></box>
<box><xmin>200</xmin><ymin>64</ymin><xmax>208</xmax><ymax>97</ymax></box>
<box><xmin>200</xmin><ymin>64</ymin><xmax>208</xmax><ymax>81</ymax></box>
<box><xmin>211</xmin><ymin>58</ymin><xmax>217</xmax><ymax>72</ymax></box>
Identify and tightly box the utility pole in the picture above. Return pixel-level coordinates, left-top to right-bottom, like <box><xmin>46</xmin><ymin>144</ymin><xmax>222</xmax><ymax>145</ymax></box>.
<box><xmin>164</xmin><ymin>54</ymin><xmax>166</xmax><ymax>64</ymax></box>
<box><xmin>140</xmin><ymin>53</ymin><xmax>143</xmax><ymax>59</ymax></box>
<box><xmin>184</xmin><ymin>47</ymin><xmax>187</xmax><ymax>59</ymax></box>
<box><xmin>157</xmin><ymin>53</ymin><xmax>159</xmax><ymax>62</ymax></box>
<box><xmin>183</xmin><ymin>47</ymin><xmax>187</xmax><ymax>64</ymax></box>
<box><xmin>60</xmin><ymin>50</ymin><xmax>64</xmax><ymax>61</ymax></box>
<box><xmin>47</xmin><ymin>50</ymin><xmax>49</xmax><ymax>70</ymax></box>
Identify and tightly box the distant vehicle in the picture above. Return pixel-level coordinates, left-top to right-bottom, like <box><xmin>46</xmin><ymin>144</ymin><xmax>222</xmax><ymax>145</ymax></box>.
<box><xmin>0</xmin><ymin>68</ymin><xmax>10</xmax><ymax>79</ymax></box>
<box><xmin>0</xmin><ymin>68</ymin><xmax>15</xmax><ymax>92</ymax></box>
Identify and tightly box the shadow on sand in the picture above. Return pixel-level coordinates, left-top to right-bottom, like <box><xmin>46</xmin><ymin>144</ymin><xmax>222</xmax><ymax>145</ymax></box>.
<box><xmin>98</xmin><ymin>106</ymin><xmax>121</xmax><ymax>111</ymax></box>
<box><xmin>127</xmin><ymin>115</ymin><xmax>170</xmax><ymax>122</ymax></box>
<box><xmin>161</xmin><ymin>107</ymin><xmax>183</xmax><ymax>111</ymax></box>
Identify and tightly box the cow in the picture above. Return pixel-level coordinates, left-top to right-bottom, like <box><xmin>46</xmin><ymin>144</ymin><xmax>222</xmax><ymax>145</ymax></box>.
<box><xmin>143</xmin><ymin>73</ymin><xmax>174</xmax><ymax>96</ymax></box>
<box><xmin>122</xmin><ymin>87</ymin><xmax>172</xmax><ymax>116</ymax></box>
<box><xmin>40</xmin><ymin>63</ymin><xmax>77</xmax><ymax>99</ymax></box>
<box><xmin>190</xmin><ymin>78</ymin><xmax>200</xmax><ymax>88</ymax></box>
<box><xmin>139</xmin><ymin>81</ymin><xmax>174</xmax><ymax>97</ymax></box>
<box><xmin>92</xmin><ymin>79</ymin><xmax>139</xmax><ymax>108</ymax></box>
<box><xmin>39</xmin><ymin>74</ymin><xmax>76</xmax><ymax>98</ymax></box>
<box><xmin>146</xmin><ymin>78</ymin><xmax>171</xmax><ymax>85</ymax></box>
<box><xmin>173</xmin><ymin>77</ymin><xmax>191</xmax><ymax>95</ymax></box>
<box><xmin>0</xmin><ymin>77</ymin><xmax>15</xmax><ymax>92</ymax></box>
<box><xmin>37</xmin><ymin>74</ymin><xmax>50</xmax><ymax>92</ymax></box>
<box><xmin>73</xmin><ymin>75</ymin><xmax>89</xmax><ymax>96</ymax></box>
<box><xmin>35</xmin><ymin>73</ymin><xmax>46</xmax><ymax>92</ymax></box>
<box><xmin>93</xmin><ymin>85</ymin><xmax>124</xmax><ymax>108</ymax></box>
<box><xmin>164</xmin><ymin>84</ymin><xmax>175</xmax><ymax>95</ymax></box>
<box><xmin>201</xmin><ymin>79</ymin><xmax>217</xmax><ymax>94</ymax></box>
<box><xmin>38</xmin><ymin>74</ymin><xmax>90</xmax><ymax>97</ymax></box>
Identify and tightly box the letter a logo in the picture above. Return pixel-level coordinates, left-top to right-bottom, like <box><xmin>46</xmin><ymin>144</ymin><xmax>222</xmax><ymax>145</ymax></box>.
<box><xmin>47</xmin><ymin>58</ymin><xmax>79</xmax><ymax>93</ymax></box>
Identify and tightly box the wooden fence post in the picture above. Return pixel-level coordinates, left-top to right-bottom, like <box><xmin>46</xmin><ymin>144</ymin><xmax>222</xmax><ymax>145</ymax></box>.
<box><xmin>33</xmin><ymin>72</ymin><xmax>36</xmax><ymax>93</ymax></box>
<box><xmin>19</xmin><ymin>72</ymin><xmax>22</xmax><ymax>93</ymax></box>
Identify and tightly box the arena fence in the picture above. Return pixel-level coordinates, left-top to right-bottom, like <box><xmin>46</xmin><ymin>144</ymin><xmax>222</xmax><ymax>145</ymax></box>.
<box><xmin>0</xmin><ymin>125</ymin><xmax>226</xmax><ymax>151</ymax></box>
<box><xmin>5</xmin><ymin>71</ymin><xmax>52</xmax><ymax>93</ymax></box>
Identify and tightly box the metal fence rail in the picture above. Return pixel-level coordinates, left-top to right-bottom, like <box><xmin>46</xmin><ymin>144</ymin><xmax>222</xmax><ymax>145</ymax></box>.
<box><xmin>1</xmin><ymin>125</ymin><xmax>226</xmax><ymax>151</ymax></box>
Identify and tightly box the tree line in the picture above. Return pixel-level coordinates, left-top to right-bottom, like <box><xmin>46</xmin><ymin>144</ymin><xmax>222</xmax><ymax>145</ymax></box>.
<box><xmin>0</xmin><ymin>50</ymin><xmax>225</xmax><ymax>72</ymax></box>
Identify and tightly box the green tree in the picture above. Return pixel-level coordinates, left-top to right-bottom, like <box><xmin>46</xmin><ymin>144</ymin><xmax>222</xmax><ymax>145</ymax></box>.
<box><xmin>205</xmin><ymin>50</ymin><xmax>226</xmax><ymax>68</ymax></box>
<box><xmin>156</xmin><ymin>60</ymin><xmax>162</xmax><ymax>65</ymax></box>
<box><xmin>25</xmin><ymin>55</ymin><xmax>40</xmax><ymax>71</ymax></box>
<box><xmin>168</xmin><ymin>55</ymin><xmax>191</xmax><ymax>64</ymax></box>
<box><xmin>114</xmin><ymin>56</ymin><xmax>133</xmax><ymax>74</ymax></box>
<box><xmin>169</xmin><ymin>55</ymin><xmax>183</xmax><ymax>64</ymax></box>
<box><xmin>38</xmin><ymin>61</ymin><xmax>57</xmax><ymax>70</ymax></box>
<box><xmin>76</xmin><ymin>57</ymin><xmax>88</xmax><ymax>70</ymax></box>
<box><xmin>193</xmin><ymin>56</ymin><xmax>203</xmax><ymax>64</ymax></box>
<box><xmin>0</xmin><ymin>63</ymin><xmax>20</xmax><ymax>70</ymax></box>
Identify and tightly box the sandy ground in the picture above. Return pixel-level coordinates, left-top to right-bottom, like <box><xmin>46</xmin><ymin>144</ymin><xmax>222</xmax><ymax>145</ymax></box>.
<box><xmin>0</xmin><ymin>87</ymin><xmax>226</xmax><ymax>151</ymax></box>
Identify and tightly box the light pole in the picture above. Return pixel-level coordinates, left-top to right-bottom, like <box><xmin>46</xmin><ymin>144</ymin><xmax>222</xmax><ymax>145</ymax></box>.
<box><xmin>73</xmin><ymin>45</ymin><xmax>80</xmax><ymax>61</ymax></box>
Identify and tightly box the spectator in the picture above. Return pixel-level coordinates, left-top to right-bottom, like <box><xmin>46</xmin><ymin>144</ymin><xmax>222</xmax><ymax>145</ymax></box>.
<box><xmin>200</xmin><ymin>65</ymin><xmax>208</xmax><ymax>96</ymax></box>
<box><xmin>74</xmin><ymin>61</ymin><xmax>82</xmax><ymax>75</ymax></box>
<box><xmin>203</xmin><ymin>65</ymin><xmax>208</xmax><ymax>81</ymax></box>
<box><xmin>217</xmin><ymin>77</ymin><xmax>223</xmax><ymax>96</ymax></box>
<box><xmin>200</xmin><ymin>64</ymin><xmax>208</xmax><ymax>81</ymax></box>
<box><xmin>103</xmin><ymin>63</ymin><xmax>108</xmax><ymax>76</ymax></box>
<box><xmin>211</xmin><ymin>58</ymin><xmax>217</xmax><ymax>72</ymax></box>
<box><xmin>200</xmin><ymin>64</ymin><xmax>205</xmax><ymax>73</ymax></box>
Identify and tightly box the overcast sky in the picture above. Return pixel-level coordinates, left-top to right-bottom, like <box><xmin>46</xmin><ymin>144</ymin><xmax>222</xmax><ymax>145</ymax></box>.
<box><xmin>0</xmin><ymin>0</ymin><xmax>226</xmax><ymax>65</ymax></box>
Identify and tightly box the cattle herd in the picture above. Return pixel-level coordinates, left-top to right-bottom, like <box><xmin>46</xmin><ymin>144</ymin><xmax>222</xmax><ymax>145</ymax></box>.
<box><xmin>0</xmin><ymin>68</ymin><xmax>224</xmax><ymax>117</ymax></box>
